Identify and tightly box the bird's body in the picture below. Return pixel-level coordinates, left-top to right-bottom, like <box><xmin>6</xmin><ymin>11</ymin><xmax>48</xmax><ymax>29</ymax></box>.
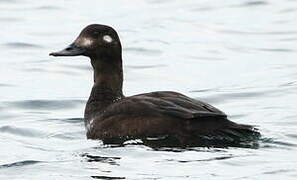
<box><xmin>50</xmin><ymin>24</ymin><xmax>260</xmax><ymax>147</ymax></box>
<box><xmin>85</xmin><ymin>90</ymin><xmax>258</xmax><ymax>147</ymax></box>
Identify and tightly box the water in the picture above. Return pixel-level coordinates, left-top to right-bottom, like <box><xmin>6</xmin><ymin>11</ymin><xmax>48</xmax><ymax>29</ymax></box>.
<box><xmin>1</xmin><ymin>0</ymin><xmax>297</xmax><ymax>179</ymax></box>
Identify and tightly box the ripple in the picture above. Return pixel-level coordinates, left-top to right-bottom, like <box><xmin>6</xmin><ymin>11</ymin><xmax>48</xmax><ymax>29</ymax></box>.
<box><xmin>238</xmin><ymin>0</ymin><xmax>268</xmax><ymax>7</ymax></box>
<box><xmin>190</xmin><ymin>6</ymin><xmax>216</xmax><ymax>12</ymax></box>
<box><xmin>22</xmin><ymin>67</ymin><xmax>81</xmax><ymax>76</ymax></box>
<box><xmin>196</xmin><ymin>89</ymin><xmax>279</xmax><ymax>104</ymax></box>
<box><xmin>279</xmin><ymin>8</ymin><xmax>297</xmax><ymax>14</ymax></box>
<box><xmin>186</xmin><ymin>56</ymin><xmax>225</xmax><ymax>61</ymax></box>
<box><xmin>228</xmin><ymin>114</ymin><xmax>246</xmax><ymax>119</ymax></box>
<box><xmin>5</xmin><ymin>99</ymin><xmax>85</xmax><ymax>110</ymax></box>
<box><xmin>165</xmin><ymin>154</ymin><xmax>237</xmax><ymax>163</ymax></box>
<box><xmin>48</xmin><ymin>117</ymin><xmax>84</xmax><ymax>123</ymax></box>
<box><xmin>260</xmin><ymin>138</ymin><xmax>297</xmax><ymax>149</ymax></box>
<box><xmin>91</xmin><ymin>176</ymin><xmax>125</xmax><ymax>180</ymax></box>
<box><xmin>34</xmin><ymin>5</ymin><xmax>60</xmax><ymax>10</ymax></box>
<box><xmin>0</xmin><ymin>0</ymin><xmax>17</xmax><ymax>4</ymax></box>
<box><xmin>286</xmin><ymin>134</ymin><xmax>297</xmax><ymax>139</ymax></box>
<box><xmin>48</xmin><ymin>131</ymin><xmax>84</xmax><ymax>140</ymax></box>
<box><xmin>0</xmin><ymin>125</ymin><xmax>45</xmax><ymax>137</ymax></box>
<box><xmin>124</xmin><ymin>47</ymin><xmax>163</xmax><ymax>56</ymax></box>
<box><xmin>22</xmin><ymin>67</ymin><xmax>47</xmax><ymax>73</ymax></box>
<box><xmin>126</xmin><ymin>64</ymin><xmax>167</xmax><ymax>69</ymax></box>
<box><xmin>81</xmin><ymin>153</ymin><xmax>120</xmax><ymax>165</ymax></box>
<box><xmin>4</xmin><ymin>42</ymin><xmax>43</xmax><ymax>49</ymax></box>
<box><xmin>0</xmin><ymin>83</ymin><xmax>14</xmax><ymax>87</ymax></box>
<box><xmin>0</xmin><ymin>17</ymin><xmax>22</xmax><ymax>22</ymax></box>
<box><xmin>279</xmin><ymin>81</ymin><xmax>297</xmax><ymax>87</ymax></box>
<box><xmin>189</xmin><ymin>88</ymin><xmax>218</xmax><ymax>93</ymax></box>
<box><xmin>219</xmin><ymin>30</ymin><xmax>297</xmax><ymax>35</ymax></box>
<box><xmin>150</xmin><ymin>146</ymin><xmax>228</xmax><ymax>152</ymax></box>
<box><xmin>279</xmin><ymin>37</ymin><xmax>297</xmax><ymax>42</ymax></box>
<box><xmin>146</xmin><ymin>39</ymin><xmax>170</xmax><ymax>45</ymax></box>
<box><xmin>256</xmin><ymin>48</ymin><xmax>294</xmax><ymax>52</ymax></box>
<box><xmin>270</xmin><ymin>140</ymin><xmax>297</xmax><ymax>147</ymax></box>
<box><xmin>0</xmin><ymin>160</ymin><xmax>42</xmax><ymax>168</ymax></box>
<box><xmin>263</xmin><ymin>169</ymin><xmax>295</xmax><ymax>175</ymax></box>
<box><xmin>61</xmin><ymin>64</ymin><xmax>92</xmax><ymax>71</ymax></box>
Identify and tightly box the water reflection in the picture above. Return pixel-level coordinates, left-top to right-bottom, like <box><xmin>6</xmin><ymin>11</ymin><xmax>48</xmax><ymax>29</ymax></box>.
<box><xmin>0</xmin><ymin>160</ymin><xmax>42</xmax><ymax>169</ymax></box>
<box><xmin>81</xmin><ymin>153</ymin><xmax>120</xmax><ymax>165</ymax></box>
<box><xmin>237</xmin><ymin>1</ymin><xmax>268</xmax><ymax>7</ymax></box>
<box><xmin>4</xmin><ymin>42</ymin><xmax>43</xmax><ymax>49</ymax></box>
<box><xmin>4</xmin><ymin>99</ymin><xmax>85</xmax><ymax>110</ymax></box>
<box><xmin>91</xmin><ymin>176</ymin><xmax>125</xmax><ymax>180</ymax></box>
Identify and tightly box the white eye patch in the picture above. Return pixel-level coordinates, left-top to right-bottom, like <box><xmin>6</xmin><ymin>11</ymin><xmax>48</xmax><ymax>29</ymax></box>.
<box><xmin>103</xmin><ymin>35</ymin><xmax>113</xmax><ymax>43</ymax></box>
<box><xmin>77</xmin><ymin>37</ymin><xmax>93</xmax><ymax>47</ymax></box>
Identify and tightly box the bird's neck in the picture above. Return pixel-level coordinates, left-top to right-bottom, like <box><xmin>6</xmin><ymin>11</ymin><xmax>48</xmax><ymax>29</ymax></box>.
<box><xmin>84</xmin><ymin>56</ymin><xmax>124</xmax><ymax>120</ymax></box>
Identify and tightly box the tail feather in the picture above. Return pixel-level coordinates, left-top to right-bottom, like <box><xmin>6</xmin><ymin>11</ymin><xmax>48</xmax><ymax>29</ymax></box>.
<box><xmin>216</xmin><ymin>124</ymin><xmax>260</xmax><ymax>144</ymax></box>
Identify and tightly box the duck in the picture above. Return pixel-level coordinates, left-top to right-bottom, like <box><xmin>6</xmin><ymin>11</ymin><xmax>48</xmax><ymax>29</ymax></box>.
<box><xmin>50</xmin><ymin>24</ymin><xmax>260</xmax><ymax>147</ymax></box>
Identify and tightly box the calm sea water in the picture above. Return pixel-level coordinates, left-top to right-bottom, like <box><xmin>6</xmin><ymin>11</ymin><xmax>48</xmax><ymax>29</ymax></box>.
<box><xmin>1</xmin><ymin>0</ymin><xmax>297</xmax><ymax>179</ymax></box>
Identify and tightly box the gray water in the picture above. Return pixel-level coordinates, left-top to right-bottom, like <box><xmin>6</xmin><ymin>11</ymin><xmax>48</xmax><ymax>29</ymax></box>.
<box><xmin>1</xmin><ymin>0</ymin><xmax>297</xmax><ymax>179</ymax></box>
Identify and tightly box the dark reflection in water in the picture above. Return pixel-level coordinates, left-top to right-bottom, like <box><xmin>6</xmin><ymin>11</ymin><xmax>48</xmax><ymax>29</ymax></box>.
<box><xmin>237</xmin><ymin>0</ymin><xmax>268</xmax><ymax>7</ymax></box>
<box><xmin>151</xmin><ymin>146</ymin><xmax>228</xmax><ymax>153</ymax></box>
<box><xmin>91</xmin><ymin>176</ymin><xmax>125</xmax><ymax>180</ymax></box>
<box><xmin>0</xmin><ymin>160</ymin><xmax>42</xmax><ymax>169</ymax></box>
<box><xmin>81</xmin><ymin>153</ymin><xmax>120</xmax><ymax>165</ymax></box>
<box><xmin>48</xmin><ymin>117</ymin><xmax>84</xmax><ymax>123</ymax></box>
<box><xmin>165</xmin><ymin>154</ymin><xmax>235</xmax><ymax>163</ymax></box>
<box><xmin>4</xmin><ymin>42</ymin><xmax>43</xmax><ymax>49</ymax></box>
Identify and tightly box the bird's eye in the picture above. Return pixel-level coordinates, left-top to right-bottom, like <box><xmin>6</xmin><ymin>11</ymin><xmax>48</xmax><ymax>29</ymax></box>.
<box><xmin>103</xmin><ymin>35</ymin><xmax>113</xmax><ymax>43</ymax></box>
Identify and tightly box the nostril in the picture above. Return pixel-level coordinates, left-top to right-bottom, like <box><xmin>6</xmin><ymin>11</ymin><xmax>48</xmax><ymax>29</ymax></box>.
<box><xmin>65</xmin><ymin>47</ymin><xmax>73</xmax><ymax>51</ymax></box>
